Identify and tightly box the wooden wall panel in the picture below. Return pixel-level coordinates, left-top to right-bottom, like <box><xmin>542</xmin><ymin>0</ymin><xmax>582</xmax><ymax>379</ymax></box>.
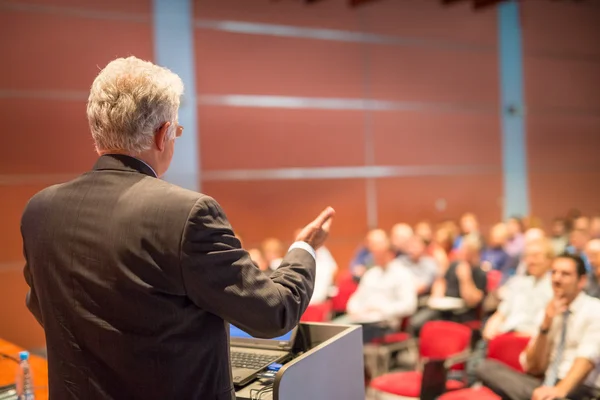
<box><xmin>529</xmin><ymin>172</ymin><xmax>600</xmax><ymax>223</ymax></box>
<box><xmin>521</xmin><ymin>1</ymin><xmax>600</xmax><ymax>56</ymax></box>
<box><xmin>7</xmin><ymin>0</ymin><xmax>151</xmax><ymax>14</ymax></box>
<box><xmin>522</xmin><ymin>0</ymin><xmax>600</xmax><ymax>220</ymax></box>
<box><xmin>361</xmin><ymin>0</ymin><xmax>497</xmax><ymax>46</ymax></box>
<box><xmin>0</xmin><ymin>185</ymin><xmax>51</xmax><ymax>263</ymax></box>
<box><xmin>376</xmin><ymin>174</ymin><xmax>503</xmax><ymax>232</ymax></box>
<box><xmin>195</xmin><ymin>29</ymin><xmax>364</xmax><ymax>97</ymax></box>
<box><xmin>194</xmin><ymin>0</ymin><xmax>359</xmax><ymax>30</ymax></box>
<box><xmin>0</xmin><ymin>270</ymin><xmax>45</xmax><ymax>351</ymax></box>
<box><xmin>369</xmin><ymin>44</ymin><xmax>498</xmax><ymax>103</ymax></box>
<box><xmin>0</xmin><ymin>0</ymin><xmax>153</xmax><ymax>349</ymax></box>
<box><xmin>371</xmin><ymin>111</ymin><xmax>501</xmax><ymax>166</ymax></box>
<box><xmin>199</xmin><ymin>106</ymin><xmax>365</xmax><ymax>170</ymax></box>
<box><xmin>525</xmin><ymin>58</ymin><xmax>600</xmax><ymax>111</ymax></box>
<box><xmin>0</xmin><ymin>10</ymin><xmax>153</xmax><ymax>91</ymax></box>
<box><xmin>202</xmin><ymin>179</ymin><xmax>368</xmax><ymax>269</ymax></box>
<box><xmin>0</xmin><ymin>99</ymin><xmax>94</xmax><ymax>174</ymax></box>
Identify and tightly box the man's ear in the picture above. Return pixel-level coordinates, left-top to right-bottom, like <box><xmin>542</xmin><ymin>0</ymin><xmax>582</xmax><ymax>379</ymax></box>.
<box><xmin>155</xmin><ymin>122</ymin><xmax>171</xmax><ymax>151</ymax></box>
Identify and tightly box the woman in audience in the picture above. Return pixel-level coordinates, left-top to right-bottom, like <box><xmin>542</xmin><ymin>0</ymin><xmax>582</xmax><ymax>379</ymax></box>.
<box><xmin>452</xmin><ymin>213</ymin><xmax>481</xmax><ymax>250</ymax></box>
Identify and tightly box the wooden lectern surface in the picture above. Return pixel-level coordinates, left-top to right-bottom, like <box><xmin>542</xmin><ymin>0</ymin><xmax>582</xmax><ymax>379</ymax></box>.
<box><xmin>0</xmin><ymin>339</ymin><xmax>48</xmax><ymax>400</ymax></box>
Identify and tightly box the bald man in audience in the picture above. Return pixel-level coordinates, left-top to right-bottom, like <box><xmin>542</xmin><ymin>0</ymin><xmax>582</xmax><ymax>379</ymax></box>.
<box><xmin>585</xmin><ymin>239</ymin><xmax>600</xmax><ymax>298</ymax></box>
<box><xmin>482</xmin><ymin>239</ymin><xmax>554</xmax><ymax>341</ymax></box>
<box><xmin>261</xmin><ymin>238</ymin><xmax>285</xmax><ymax>271</ymax></box>
<box><xmin>248</xmin><ymin>248</ymin><xmax>271</xmax><ymax>276</ymax></box>
<box><xmin>390</xmin><ymin>223</ymin><xmax>414</xmax><ymax>255</ymax></box>
<box><xmin>397</xmin><ymin>235</ymin><xmax>438</xmax><ymax>296</ymax></box>
<box><xmin>515</xmin><ymin>228</ymin><xmax>547</xmax><ymax>276</ymax></box>
<box><xmin>340</xmin><ymin>229</ymin><xmax>417</xmax><ymax>343</ymax></box>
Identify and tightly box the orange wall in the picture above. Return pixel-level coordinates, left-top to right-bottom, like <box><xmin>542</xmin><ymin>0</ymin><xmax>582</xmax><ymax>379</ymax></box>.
<box><xmin>521</xmin><ymin>1</ymin><xmax>600</xmax><ymax>224</ymax></box>
<box><xmin>0</xmin><ymin>0</ymin><xmax>153</xmax><ymax>349</ymax></box>
<box><xmin>195</xmin><ymin>0</ymin><xmax>502</xmax><ymax>269</ymax></box>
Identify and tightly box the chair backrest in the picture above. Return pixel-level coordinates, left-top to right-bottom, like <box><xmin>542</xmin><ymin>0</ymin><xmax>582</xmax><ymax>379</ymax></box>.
<box><xmin>419</xmin><ymin>321</ymin><xmax>472</xmax><ymax>360</ymax></box>
<box><xmin>486</xmin><ymin>270</ymin><xmax>503</xmax><ymax>292</ymax></box>
<box><xmin>331</xmin><ymin>272</ymin><xmax>358</xmax><ymax>313</ymax></box>
<box><xmin>487</xmin><ymin>333</ymin><xmax>530</xmax><ymax>372</ymax></box>
<box><xmin>300</xmin><ymin>301</ymin><xmax>332</xmax><ymax>322</ymax></box>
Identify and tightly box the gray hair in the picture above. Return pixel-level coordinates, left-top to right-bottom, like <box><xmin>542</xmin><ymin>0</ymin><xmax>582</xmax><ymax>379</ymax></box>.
<box><xmin>87</xmin><ymin>56</ymin><xmax>184</xmax><ymax>153</ymax></box>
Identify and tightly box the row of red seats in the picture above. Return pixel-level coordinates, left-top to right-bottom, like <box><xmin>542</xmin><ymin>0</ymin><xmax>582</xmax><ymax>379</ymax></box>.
<box><xmin>299</xmin><ymin>269</ymin><xmax>518</xmax><ymax>399</ymax></box>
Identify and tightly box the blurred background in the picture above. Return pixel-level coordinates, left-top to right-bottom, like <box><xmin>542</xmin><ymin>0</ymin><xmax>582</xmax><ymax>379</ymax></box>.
<box><xmin>1</xmin><ymin>0</ymin><xmax>599</xmax><ymax>352</ymax></box>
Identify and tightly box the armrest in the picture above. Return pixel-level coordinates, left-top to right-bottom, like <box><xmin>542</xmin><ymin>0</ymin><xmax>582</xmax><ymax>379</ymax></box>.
<box><xmin>444</xmin><ymin>349</ymin><xmax>472</xmax><ymax>370</ymax></box>
<box><xmin>381</xmin><ymin>337</ymin><xmax>418</xmax><ymax>353</ymax></box>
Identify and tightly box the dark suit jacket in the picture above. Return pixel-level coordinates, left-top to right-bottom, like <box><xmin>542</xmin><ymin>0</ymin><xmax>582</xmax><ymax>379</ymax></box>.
<box><xmin>21</xmin><ymin>154</ymin><xmax>316</xmax><ymax>400</ymax></box>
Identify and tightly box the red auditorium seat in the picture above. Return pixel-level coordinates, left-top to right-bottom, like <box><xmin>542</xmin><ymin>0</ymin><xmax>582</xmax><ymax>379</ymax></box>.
<box><xmin>330</xmin><ymin>271</ymin><xmax>358</xmax><ymax>314</ymax></box>
<box><xmin>300</xmin><ymin>300</ymin><xmax>332</xmax><ymax>322</ymax></box>
<box><xmin>486</xmin><ymin>270</ymin><xmax>502</xmax><ymax>293</ymax></box>
<box><xmin>370</xmin><ymin>321</ymin><xmax>472</xmax><ymax>399</ymax></box>
<box><xmin>437</xmin><ymin>386</ymin><xmax>501</xmax><ymax>400</ymax></box>
<box><xmin>438</xmin><ymin>333</ymin><xmax>530</xmax><ymax>400</ymax></box>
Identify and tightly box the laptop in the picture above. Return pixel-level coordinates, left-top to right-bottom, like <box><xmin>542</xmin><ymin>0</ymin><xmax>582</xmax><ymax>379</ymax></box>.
<box><xmin>229</xmin><ymin>324</ymin><xmax>298</xmax><ymax>387</ymax></box>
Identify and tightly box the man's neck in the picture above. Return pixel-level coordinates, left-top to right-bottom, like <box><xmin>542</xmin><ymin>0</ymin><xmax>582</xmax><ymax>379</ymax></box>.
<box><xmin>98</xmin><ymin>150</ymin><xmax>159</xmax><ymax>177</ymax></box>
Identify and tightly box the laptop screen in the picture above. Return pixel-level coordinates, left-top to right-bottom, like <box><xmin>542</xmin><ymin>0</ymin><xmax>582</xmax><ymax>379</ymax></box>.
<box><xmin>230</xmin><ymin>325</ymin><xmax>294</xmax><ymax>342</ymax></box>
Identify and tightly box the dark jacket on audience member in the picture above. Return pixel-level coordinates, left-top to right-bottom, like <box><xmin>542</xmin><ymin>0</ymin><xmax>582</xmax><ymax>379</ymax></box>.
<box><xmin>445</xmin><ymin>261</ymin><xmax>488</xmax><ymax>321</ymax></box>
<box><xmin>21</xmin><ymin>154</ymin><xmax>316</xmax><ymax>400</ymax></box>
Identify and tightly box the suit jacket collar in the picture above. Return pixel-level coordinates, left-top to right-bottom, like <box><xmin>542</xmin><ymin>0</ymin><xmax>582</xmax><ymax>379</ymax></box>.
<box><xmin>92</xmin><ymin>154</ymin><xmax>157</xmax><ymax>178</ymax></box>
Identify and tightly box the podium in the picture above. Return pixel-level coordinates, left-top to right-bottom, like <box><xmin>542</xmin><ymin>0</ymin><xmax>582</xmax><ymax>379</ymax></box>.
<box><xmin>235</xmin><ymin>322</ymin><xmax>364</xmax><ymax>400</ymax></box>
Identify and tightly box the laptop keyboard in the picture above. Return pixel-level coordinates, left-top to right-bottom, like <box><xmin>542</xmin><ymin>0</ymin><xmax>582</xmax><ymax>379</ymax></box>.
<box><xmin>230</xmin><ymin>351</ymin><xmax>279</xmax><ymax>370</ymax></box>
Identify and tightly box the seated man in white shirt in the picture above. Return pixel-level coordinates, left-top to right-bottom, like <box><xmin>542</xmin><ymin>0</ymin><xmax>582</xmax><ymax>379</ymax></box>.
<box><xmin>338</xmin><ymin>229</ymin><xmax>418</xmax><ymax>343</ymax></box>
<box><xmin>482</xmin><ymin>238</ymin><xmax>554</xmax><ymax>340</ymax></box>
<box><xmin>476</xmin><ymin>254</ymin><xmax>600</xmax><ymax>400</ymax></box>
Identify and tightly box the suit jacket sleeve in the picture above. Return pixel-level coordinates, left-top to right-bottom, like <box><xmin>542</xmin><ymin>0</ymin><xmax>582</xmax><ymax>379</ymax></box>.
<box><xmin>180</xmin><ymin>195</ymin><xmax>316</xmax><ymax>338</ymax></box>
<box><xmin>22</xmin><ymin>243</ymin><xmax>43</xmax><ymax>327</ymax></box>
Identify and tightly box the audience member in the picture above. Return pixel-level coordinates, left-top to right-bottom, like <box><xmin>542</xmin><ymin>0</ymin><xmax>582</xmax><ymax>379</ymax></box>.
<box><xmin>452</xmin><ymin>213</ymin><xmax>482</xmax><ymax>250</ymax></box>
<box><xmin>349</xmin><ymin>231</ymin><xmax>376</xmax><ymax>281</ymax></box>
<box><xmin>574</xmin><ymin>216</ymin><xmax>590</xmax><ymax>232</ymax></box>
<box><xmin>550</xmin><ymin>217</ymin><xmax>569</xmax><ymax>257</ymax></box>
<box><xmin>482</xmin><ymin>239</ymin><xmax>553</xmax><ymax>341</ymax></box>
<box><xmin>430</xmin><ymin>225</ymin><xmax>454</xmax><ymax>273</ymax></box>
<box><xmin>341</xmin><ymin>229</ymin><xmax>417</xmax><ymax>343</ymax></box>
<box><xmin>414</xmin><ymin>221</ymin><xmax>433</xmax><ymax>245</ymax></box>
<box><xmin>390</xmin><ymin>223</ymin><xmax>413</xmax><ymax>256</ymax></box>
<box><xmin>468</xmin><ymin>239</ymin><xmax>554</xmax><ymax>385</ymax></box>
<box><xmin>397</xmin><ymin>235</ymin><xmax>438</xmax><ymax>296</ymax></box>
<box><xmin>566</xmin><ymin>229</ymin><xmax>592</xmax><ymax>273</ymax></box>
<box><xmin>312</xmin><ymin>244</ymin><xmax>338</xmax><ymax>305</ymax></box>
<box><xmin>409</xmin><ymin>234</ymin><xmax>487</xmax><ymax>335</ymax></box>
<box><xmin>585</xmin><ymin>239</ymin><xmax>600</xmax><ymax>298</ymax></box>
<box><xmin>481</xmin><ymin>223</ymin><xmax>517</xmax><ymax>282</ymax></box>
<box><xmin>515</xmin><ymin>228</ymin><xmax>547</xmax><ymax>276</ymax></box>
<box><xmin>261</xmin><ymin>238</ymin><xmax>285</xmax><ymax>270</ymax></box>
<box><xmin>476</xmin><ymin>254</ymin><xmax>600</xmax><ymax>400</ymax></box>
<box><xmin>505</xmin><ymin>216</ymin><xmax>525</xmax><ymax>258</ymax></box>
